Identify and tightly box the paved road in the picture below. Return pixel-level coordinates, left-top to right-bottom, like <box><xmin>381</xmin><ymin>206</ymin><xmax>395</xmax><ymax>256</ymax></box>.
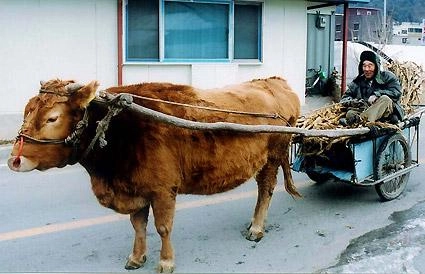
<box><xmin>1</xmin><ymin>120</ymin><xmax>425</xmax><ymax>273</ymax></box>
<box><xmin>326</xmin><ymin>200</ymin><xmax>425</xmax><ymax>273</ymax></box>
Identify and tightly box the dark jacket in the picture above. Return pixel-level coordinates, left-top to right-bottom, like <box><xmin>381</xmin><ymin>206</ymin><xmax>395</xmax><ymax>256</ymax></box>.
<box><xmin>341</xmin><ymin>62</ymin><xmax>404</xmax><ymax>121</ymax></box>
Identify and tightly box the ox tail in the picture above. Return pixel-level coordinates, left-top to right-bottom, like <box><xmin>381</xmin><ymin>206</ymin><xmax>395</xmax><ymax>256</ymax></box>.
<box><xmin>281</xmin><ymin>156</ymin><xmax>302</xmax><ymax>198</ymax></box>
<box><xmin>284</xmin><ymin>177</ymin><xmax>302</xmax><ymax>198</ymax></box>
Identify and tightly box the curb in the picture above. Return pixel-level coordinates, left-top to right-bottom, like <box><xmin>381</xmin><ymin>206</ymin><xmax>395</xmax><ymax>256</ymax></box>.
<box><xmin>0</xmin><ymin>145</ymin><xmax>12</xmax><ymax>166</ymax></box>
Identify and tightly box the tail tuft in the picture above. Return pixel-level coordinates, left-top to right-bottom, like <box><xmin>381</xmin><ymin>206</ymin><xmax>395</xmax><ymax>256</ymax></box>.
<box><xmin>284</xmin><ymin>179</ymin><xmax>302</xmax><ymax>198</ymax></box>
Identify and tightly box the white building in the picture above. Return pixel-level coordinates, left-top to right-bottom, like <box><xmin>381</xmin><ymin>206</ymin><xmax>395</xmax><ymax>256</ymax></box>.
<box><xmin>392</xmin><ymin>21</ymin><xmax>424</xmax><ymax>45</ymax></box>
<box><xmin>0</xmin><ymin>0</ymin><xmax>369</xmax><ymax>139</ymax></box>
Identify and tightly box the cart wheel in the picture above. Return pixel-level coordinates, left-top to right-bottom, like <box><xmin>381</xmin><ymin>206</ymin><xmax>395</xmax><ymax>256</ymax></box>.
<box><xmin>375</xmin><ymin>133</ymin><xmax>411</xmax><ymax>201</ymax></box>
<box><xmin>306</xmin><ymin>171</ymin><xmax>330</xmax><ymax>184</ymax></box>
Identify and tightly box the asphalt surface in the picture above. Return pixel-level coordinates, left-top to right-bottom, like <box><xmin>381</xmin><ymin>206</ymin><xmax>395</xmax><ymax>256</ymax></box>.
<box><xmin>2</xmin><ymin>161</ymin><xmax>425</xmax><ymax>273</ymax></box>
<box><xmin>3</xmin><ymin>96</ymin><xmax>425</xmax><ymax>273</ymax></box>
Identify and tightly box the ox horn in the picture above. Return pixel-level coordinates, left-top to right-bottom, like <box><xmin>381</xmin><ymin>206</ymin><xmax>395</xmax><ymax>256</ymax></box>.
<box><xmin>66</xmin><ymin>83</ymin><xmax>84</xmax><ymax>93</ymax></box>
<box><xmin>40</xmin><ymin>80</ymin><xmax>46</xmax><ymax>86</ymax></box>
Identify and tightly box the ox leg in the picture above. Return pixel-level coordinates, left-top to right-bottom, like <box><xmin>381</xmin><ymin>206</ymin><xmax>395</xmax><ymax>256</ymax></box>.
<box><xmin>125</xmin><ymin>205</ymin><xmax>150</xmax><ymax>270</ymax></box>
<box><xmin>151</xmin><ymin>195</ymin><xmax>176</xmax><ymax>273</ymax></box>
<box><xmin>247</xmin><ymin>161</ymin><xmax>278</xmax><ymax>242</ymax></box>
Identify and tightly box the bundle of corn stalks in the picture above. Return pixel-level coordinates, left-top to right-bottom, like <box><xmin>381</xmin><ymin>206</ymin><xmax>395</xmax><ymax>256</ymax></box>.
<box><xmin>297</xmin><ymin>103</ymin><xmax>346</xmax><ymax>130</ymax></box>
<box><xmin>386</xmin><ymin>60</ymin><xmax>425</xmax><ymax>114</ymax></box>
<box><xmin>295</xmin><ymin>103</ymin><xmax>352</xmax><ymax>155</ymax></box>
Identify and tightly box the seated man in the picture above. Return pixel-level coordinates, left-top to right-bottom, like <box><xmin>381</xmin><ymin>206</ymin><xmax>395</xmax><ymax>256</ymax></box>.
<box><xmin>339</xmin><ymin>50</ymin><xmax>404</xmax><ymax>126</ymax></box>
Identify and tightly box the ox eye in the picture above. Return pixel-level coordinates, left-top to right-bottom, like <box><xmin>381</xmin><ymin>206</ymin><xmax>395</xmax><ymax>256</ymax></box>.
<box><xmin>47</xmin><ymin>116</ymin><xmax>59</xmax><ymax>123</ymax></box>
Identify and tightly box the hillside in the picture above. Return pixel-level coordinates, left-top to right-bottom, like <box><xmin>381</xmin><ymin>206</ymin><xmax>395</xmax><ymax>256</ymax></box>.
<box><xmin>352</xmin><ymin>0</ymin><xmax>425</xmax><ymax>22</ymax></box>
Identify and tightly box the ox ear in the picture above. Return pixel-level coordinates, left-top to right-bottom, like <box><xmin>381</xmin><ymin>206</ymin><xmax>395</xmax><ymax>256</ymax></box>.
<box><xmin>72</xmin><ymin>80</ymin><xmax>99</xmax><ymax>109</ymax></box>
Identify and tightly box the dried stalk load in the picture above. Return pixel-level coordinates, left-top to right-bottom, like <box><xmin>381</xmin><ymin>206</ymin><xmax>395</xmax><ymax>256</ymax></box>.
<box><xmin>296</xmin><ymin>103</ymin><xmax>353</xmax><ymax>155</ymax></box>
<box><xmin>296</xmin><ymin>60</ymin><xmax>424</xmax><ymax>156</ymax></box>
<box><xmin>386</xmin><ymin>60</ymin><xmax>425</xmax><ymax>114</ymax></box>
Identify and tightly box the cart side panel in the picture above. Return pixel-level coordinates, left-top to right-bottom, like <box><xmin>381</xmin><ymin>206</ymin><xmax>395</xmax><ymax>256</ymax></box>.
<box><xmin>352</xmin><ymin>140</ymin><xmax>375</xmax><ymax>183</ymax></box>
<box><xmin>353</xmin><ymin>128</ymin><xmax>411</xmax><ymax>184</ymax></box>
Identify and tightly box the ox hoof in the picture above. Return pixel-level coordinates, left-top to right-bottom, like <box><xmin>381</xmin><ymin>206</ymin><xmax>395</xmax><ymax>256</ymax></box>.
<box><xmin>157</xmin><ymin>259</ymin><xmax>175</xmax><ymax>273</ymax></box>
<box><xmin>125</xmin><ymin>254</ymin><xmax>146</xmax><ymax>270</ymax></box>
<box><xmin>246</xmin><ymin>231</ymin><xmax>264</xmax><ymax>242</ymax></box>
<box><xmin>246</xmin><ymin>224</ymin><xmax>264</xmax><ymax>242</ymax></box>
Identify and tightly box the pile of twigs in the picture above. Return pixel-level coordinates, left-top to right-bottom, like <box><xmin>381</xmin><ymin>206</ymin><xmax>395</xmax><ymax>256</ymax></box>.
<box><xmin>296</xmin><ymin>103</ymin><xmax>346</xmax><ymax>130</ymax></box>
<box><xmin>386</xmin><ymin>60</ymin><xmax>425</xmax><ymax>114</ymax></box>
<box><xmin>295</xmin><ymin>103</ymin><xmax>401</xmax><ymax>155</ymax></box>
<box><xmin>295</xmin><ymin>103</ymin><xmax>352</xmax><ymax>155</ymax></box>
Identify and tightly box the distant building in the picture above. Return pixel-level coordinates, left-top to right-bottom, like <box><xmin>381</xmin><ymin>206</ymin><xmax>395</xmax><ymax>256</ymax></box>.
<box><xmin>392</xmin><ymin>22</ymin><xmax>424</xmax><ymax>45</ymax></box>
<box><xmin>335</xmin><ymin>7</ymin><xmax>391</xmax><ymax>43</ymax></box>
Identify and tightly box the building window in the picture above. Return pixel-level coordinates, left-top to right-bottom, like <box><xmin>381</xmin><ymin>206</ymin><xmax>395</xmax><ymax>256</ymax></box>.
<box><xmin>353</xmin><ymin>23</ymin><xmax>360</xmax><ymax>31</ymax></box>
<box><xmin>402</xmin><ymin>37</ymin><xmax>408</xmax><ymax>43</ymax></box>
<box><xmin>127</xmin><ymin>0</ymin><xmax>159</xmax><ymax>60</ymax></box>
<box><xmin>126</xmin><ymin>0</ymin><xmax>263</xmax><ymax>62</ymax></box>
<box><xmin>407</xmin><ymin>28</ymin><xmax>422</xmax><ymax>33</ymax></box>
<box><xmin>164</xmin><ymin>1</ymin><xmax>228</xmax><ymax>59</ymax></box>
<box><xmin>335</xmin><ymin>24</ymin><xmax>342</xmax><ymax>32</ymax></box>
<box><xmin>401</xmin><ymin>29</ymin><xmax>408</xmax><ymax>34</ymax></box>
<box><xmin>234</xmin><ymin>3</ymin><xmax>262</xmax><ymax>59</ymax></box>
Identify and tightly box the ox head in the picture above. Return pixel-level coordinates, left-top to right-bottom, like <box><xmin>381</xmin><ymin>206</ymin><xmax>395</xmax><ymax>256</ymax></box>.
<box><xmin>8</xmin><ymin>79</ymin><xmax>99</xmax><ymax>172</ymax></box>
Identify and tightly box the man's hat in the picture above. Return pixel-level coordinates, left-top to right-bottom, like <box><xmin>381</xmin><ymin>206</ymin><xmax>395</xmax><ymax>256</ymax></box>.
<box><xmin>358</xmin><ymin>50</ymin><xmax>379</xmax><ymax>77</ymax></box>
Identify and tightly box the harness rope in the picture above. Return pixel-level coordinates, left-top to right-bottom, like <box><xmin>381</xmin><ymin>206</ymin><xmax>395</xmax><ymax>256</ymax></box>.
<box><xmin>117</xmin><ymin>92</ymin><xmax>289</xmax><ymax>125</ymax></box>
<box><xmin>18</xmin><ymin>133</ymin><xmax>65</xmax><ymax>144</ymax></box>
<box><xmin>12</xmin><ymin>136</ymin><xmax>24</xmax><ymax>168</ymax></box>
<box><xmin>81</xmin><ymin>93</ymin><xmax>132</xmax><ymax>159</ymax></box>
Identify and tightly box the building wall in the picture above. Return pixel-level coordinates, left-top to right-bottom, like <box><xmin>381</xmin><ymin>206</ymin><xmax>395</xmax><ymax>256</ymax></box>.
<box><xmin>0</xmin><ymin>0</ymin><xmax>117</xmax><ymax>115</ymax></box>
<box><xmin>0</xmin><ymin>0</ymin><xmax>309</xmax><ymax>139</ymax></box>
<box><xmin>122</xmin><ymin>0</ymin><xmax>308</xmax><ymax>104</ymax></box>
<box><xmin>335</xmin><ymin>8</ymin><xmax>387</xmax><ymax>43</ymax></box>
<box><xmin>306</xmin><ymin>9</ymin><xmax>336</xmax><ymax>79</ymax></box>
<box><xmin>392</xmin><ymin>22</ymin><xmax>423</xmax><ymax>45</ymax></box>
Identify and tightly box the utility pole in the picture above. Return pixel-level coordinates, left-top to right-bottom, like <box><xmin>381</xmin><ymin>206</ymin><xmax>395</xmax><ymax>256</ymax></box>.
<box><xmin>383</xmin><ymin>0</ymin><xmax>387</xmax><ymax>43</ymax></box>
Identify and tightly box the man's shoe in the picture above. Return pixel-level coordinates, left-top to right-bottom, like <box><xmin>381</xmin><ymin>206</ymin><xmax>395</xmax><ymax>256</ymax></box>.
<box><xmin>339</xmin><ymin>118</ymin><xmax>348</xmax><ymax>126</ymax></box>
<box><xmin>388</xmin><ymin>114</ymin><xmax>399</xmax><ymax>124</ymax></box>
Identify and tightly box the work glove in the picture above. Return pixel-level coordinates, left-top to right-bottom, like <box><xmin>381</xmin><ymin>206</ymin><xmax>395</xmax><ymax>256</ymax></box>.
<box><xmin>368</xmin><ymin>95</ymin><xmax>378</xmax><ymax>105</ymax></box>
<box><xmin>340</xmin><ymin>98</ymin><xmax>353</xmax><ymax>107</ymax></box>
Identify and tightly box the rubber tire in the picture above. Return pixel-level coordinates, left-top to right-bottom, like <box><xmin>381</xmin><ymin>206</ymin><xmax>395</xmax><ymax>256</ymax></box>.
<box><xmin>375</xmin><ymin>133</ymin><xmax>411</xmax><ymax>201</ymax></box>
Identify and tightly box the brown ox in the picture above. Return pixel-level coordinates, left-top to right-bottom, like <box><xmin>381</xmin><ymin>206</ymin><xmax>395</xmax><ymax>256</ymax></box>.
<box><xmin>8</xmin><ymin>77</ymin><xmax>300</xmax><ymax>273</ymax></box>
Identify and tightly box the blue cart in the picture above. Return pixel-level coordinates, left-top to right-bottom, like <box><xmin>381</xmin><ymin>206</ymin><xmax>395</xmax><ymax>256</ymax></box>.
<box><xmin>292</xmin><ymin>110</ymin><xmax>424</xmax><ymax>201</ymax></box>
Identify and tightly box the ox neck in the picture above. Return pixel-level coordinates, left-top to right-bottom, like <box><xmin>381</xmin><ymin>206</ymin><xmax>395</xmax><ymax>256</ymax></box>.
<box><xmin>74</xmin><ymin>93</ymin><xmax>133</xmax><ymax>163</ymax></box>
<box><xmin>65</xmin><ymin>107</ymin><xmax>90</xmax><ymax>165</ymax></box>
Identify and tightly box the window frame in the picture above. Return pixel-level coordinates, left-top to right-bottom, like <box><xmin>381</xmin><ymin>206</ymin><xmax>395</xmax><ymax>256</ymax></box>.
<box><xmin>123</xmin><ymin>0</ymin><xmax>263</xmax><ymax>64</ymax></box>
<box><xmin>335</xmin><ymin>24</ymin><xmax>342</xmax><ymax>32</ymax></box>
<box><xmin>233</xmin><ymin>1</ymin><xmax>263</xmax><ymax>62</ymax></box>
